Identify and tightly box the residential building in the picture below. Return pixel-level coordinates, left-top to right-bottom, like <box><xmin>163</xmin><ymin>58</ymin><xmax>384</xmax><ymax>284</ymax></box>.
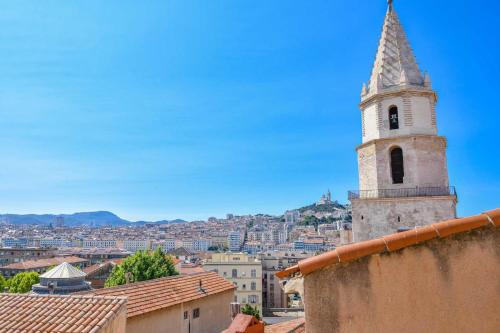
<box><xmin>228</xmin><ymin>231</ymin><xmax>242</xmax><ymax>252</ymax></box>
<box><xmin>84</xmin><ymin>260</ymin><xmax>120</xmax><ymax>288</ymax></box>
<box><xmin>1</xmin><ymin>238</ymin><xmax>29</xmax><ymax>248</ymax></box>
<box><xmin>349</xmin><ymin>1</ymin><xmax>457</xmax><ymax>242</ymax></box>
<box><xmin>123</xmin><ymin>239</ymin><xmax>152</xmax><ymax>253</ymax></box>
<box><xmin>153</xmin><ymin>239</ymin><xmax>176</xmax><ymax>252</ymax></box>
<box><xmin>83</xmin><ymin>272</ymin><xmax>235</xmax><ymax>333</ymax></box>
<box><xmin>0</xmin><ymin>256</ymin><xmax>89</xmax><ymax>278</ymax></box>
<box><xmin>0</xmin><ymin>247</ymin><xmax>56</xmax><ymax>266</ymax></box>
<box><xmin>83</xmin><ymin>239</ymin><xmax>117</xmax><ymax>248</ymax></box>
<box><xmin>258</xmin><ymin>252</ymin><xmax>310</xmax><ymax>310</ymax></box>
<box><xmin>277</xmin><ymin>209</ymin><xmax>500</xmax><ymax>333</ymax></box>
<box><xmin>203</xmin><ymin>253</ymin><xmax>263</xmax><ymax>314</ymax></box>
<box><xmin>284</xmin><ymin>210</ymin><xmax>300</xmax><ymax>224</ymax></box>
<box><xmin>39</xmin><ymin>238</ymin><xmax>73</xmax><ymax>248</ymax></box>
<box><xmin>0</xmin><ymin>294</ymin><xmax>127</xmax><ymax>333</ymax></box>
<box><xmin>222</xmin><ymin>314</ymin><xmax>264</xmax><ymax>333</ymax></box>
<box><xmin>59</xmin><ymin>247</ymin><xmax>131</xmax><ymax>264</ymax></box>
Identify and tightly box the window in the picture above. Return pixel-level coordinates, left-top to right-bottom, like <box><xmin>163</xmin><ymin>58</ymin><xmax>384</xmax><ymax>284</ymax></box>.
<box><xmin>390</xmin><ymin>147</ymin><xmax>404</xmax><ymax>184</ymax></box>
<box><xmin>251</xmin><ymin>282</ymin><xmax>256</xmax><ymax>291</ymax></box>
<box><xmin>248</xmin><ymin>295</ymin><xmax>258</xmax><ymax>304</ymax></box>
<box><xmin>183</xmin><ymin>311</ymin><xmax>188</xmax><ymax>320</ymax></box>
<box><xmin>251</xmin><ymin>269</ymin><xmax>256</xmax><ymax>278</ymax></box>
<box><xmin>193</xmin><ymin>308</ymin><xmax>200</xmax><ymax>319</ymax></box>
<box><xmin>242</xmin><ymin>284</ymin><xmax>246</xmax><ymax>290</ymax></box>
<box><xmin>232</xmin><ymin>269</ymin><xmax>237</xmax><ymax>278</ymax></box>
<box><xmin>389</xmin><ymin>106</ymin><xmax>399</xmax><ymax>130</ymax></box>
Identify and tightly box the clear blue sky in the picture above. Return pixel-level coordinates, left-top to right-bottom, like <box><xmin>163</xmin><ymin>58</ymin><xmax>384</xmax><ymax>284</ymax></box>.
<box><xmin>0</xmin><ymin>0</ymin><xmax>498</xmax><ymax>221</ymax></box>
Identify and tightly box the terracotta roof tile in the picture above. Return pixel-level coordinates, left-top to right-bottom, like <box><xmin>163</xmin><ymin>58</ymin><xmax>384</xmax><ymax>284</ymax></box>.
<box><xmin>264</xmin><ymin>318</ymin><xmax>305</xmax><ymax>333</ymax></box>
<box><xmin>81</xmin><ymin>271</ymin><xmax>235</xmax><ymax>318</ymax></box>
<box><xmin>0</xmin><ymin>294</ymin><xmax>126</xmax><ymax>333</ymax></box>
<box><xmin>277</xmin><ymin>208</ymin><xmax>500</xmax><ymax>278</ymax></box>
<box><xmin>0</xmin><ymin>256</ymin><xmax>88</xmax><ymax>270</ymax></box>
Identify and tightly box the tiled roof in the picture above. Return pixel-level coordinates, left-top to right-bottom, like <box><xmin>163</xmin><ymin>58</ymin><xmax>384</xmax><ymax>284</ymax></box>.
<box><xmin>265</xmin><ymin>318</ymin><xmax>305</xmax><ymax>333</ymax></box>
<box><xmin>0</xmin><ymin>256</ymin><xmax>87</xmax><ymax>270</ymax></box>
<box><xmin>81</xmin><ymin>271</ymin><xmax>235</xmax><ymax>317</ymax></box>
<box><xmin>40</xmin><ymin>262</ymin><xmax>86</xmax><ymax>279</ymax></box>
<box><xmin>82</xmin><ymin>261</ymin><xmax>116</xmax><ymax>275</ymax></box>
<box><xmin>222</xmin><ymin>314</ymin><xmax>264</xmax><ymax>333</ymax></box>
<box><xmin>277</xmin><ymin>208</ymin><xmax>500</xmax><ymax>278</ymax></box>
<box><xmin>0</xmin><ymin>294</ymin><xmax>126</xmax><ymax>333</ymax></box>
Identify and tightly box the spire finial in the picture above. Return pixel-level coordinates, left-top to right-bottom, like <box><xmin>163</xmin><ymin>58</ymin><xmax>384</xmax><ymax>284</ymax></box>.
<box><xmin>388</xmin><ymin>0</ymin><xmax>393</xmax><ymax>12</ymax></box>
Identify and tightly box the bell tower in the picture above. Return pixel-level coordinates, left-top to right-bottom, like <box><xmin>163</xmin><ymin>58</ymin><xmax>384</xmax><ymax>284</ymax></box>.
<box><xmin>349</xmin><ymin>1</ymin><xmax>457</xmax><ymax>242</ymax></box>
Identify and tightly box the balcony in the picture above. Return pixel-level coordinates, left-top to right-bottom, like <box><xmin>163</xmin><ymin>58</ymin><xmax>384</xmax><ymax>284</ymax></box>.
<box><xmin>348</xmin><ymin>186</ymin><xmax>457</xmax><ymax>200</ymax></box>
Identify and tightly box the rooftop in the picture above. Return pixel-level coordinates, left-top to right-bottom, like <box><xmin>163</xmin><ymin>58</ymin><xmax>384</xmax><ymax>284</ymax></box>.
<box><xmin>0</xmin><ymin>294</ymin><xmax>126</xmax><ymax>333</ymax></box>
<box><xmin>41</xmin><ymin>262</ymin><xmax>87</xmax><ymax>279</ymax></box>
<box><xmin>0</xmin><ymin>256</ymin><xmax>87</xmax><ymax>270</ymax></box>
<box><xmin>277</xmin><ymin>208</ymin><xmax>499</xmax><ymax>278</ymax></box>
<box><xmin>81</xmin><ymin>271</ymin><xmax>235</xmax><ymax>317</ymax></box>
<box><xmin>265</xmin><ymin>318</ymin><xmax>305</xmax><ymax>333</ymax></box>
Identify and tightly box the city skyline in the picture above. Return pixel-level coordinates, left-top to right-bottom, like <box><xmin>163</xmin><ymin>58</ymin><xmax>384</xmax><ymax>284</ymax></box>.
<box><xmin>0</xmin><ymin>0</ymin><xmax>498</xmax><ymax>221</ymax></box>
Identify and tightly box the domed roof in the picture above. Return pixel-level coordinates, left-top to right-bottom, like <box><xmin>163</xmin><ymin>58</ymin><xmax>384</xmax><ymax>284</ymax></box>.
<box><xmin>40</xmin><ymin>262</ymin><xmax>87</xmax><ymax>279</ymax></box>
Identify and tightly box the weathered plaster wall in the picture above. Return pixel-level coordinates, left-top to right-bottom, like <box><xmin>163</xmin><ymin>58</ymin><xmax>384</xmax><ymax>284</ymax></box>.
<box><xmin>100</xmin><ymin>306</ymin><xmax>127</xmax><ymax>333</ymax></box>
<box><xmin>126</xmin><ymin>289</ymin><xmax>234</xmax><ymax>333</ymax></box>
<box><xmin>357</xmin><ymin>135</ymin><xmax>449</xmax><ymax>191</ymax></box>
<box><xmin>304</xmin><ymin>228</ymin><xmax>500</xmax><ymax>333</ymax></box>
<box><xmin>352</xmin><ymin>196</ymin><xmax>456</xmax><ymax>242</ymax></box>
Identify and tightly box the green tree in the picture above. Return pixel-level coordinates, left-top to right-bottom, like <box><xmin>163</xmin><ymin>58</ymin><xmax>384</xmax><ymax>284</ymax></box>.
<box><xmin>8</xmin><ymin>272</ymin><xmax>40</xmax><ymax>293</ymax></box>
<box><xmin>0</xmin><ymin>274</ymin><xmax>6</xmax><ymax>292</ymax></box>
<box><xmin>105</xmin><ymin>248</ymin><xmax>178</xmax><ymax>287</ymax></box>
<box><xmin>241</xmin><ymin>304</ymin><xmax>261</xmax><ymax>320</ymax></box>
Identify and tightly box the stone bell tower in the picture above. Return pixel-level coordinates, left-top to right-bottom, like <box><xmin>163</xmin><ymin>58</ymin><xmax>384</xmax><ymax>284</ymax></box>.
<box><xmin>349</xmin><ymin>1</ymin><xmax>457</xmax><ymax>242</ymax></box>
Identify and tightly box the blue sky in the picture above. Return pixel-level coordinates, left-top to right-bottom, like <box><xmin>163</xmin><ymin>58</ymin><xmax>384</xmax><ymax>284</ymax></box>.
<box><xmin>0</xmin><ymin>0</ymin><xmax>498</xmax><ymax>221</ymax></box>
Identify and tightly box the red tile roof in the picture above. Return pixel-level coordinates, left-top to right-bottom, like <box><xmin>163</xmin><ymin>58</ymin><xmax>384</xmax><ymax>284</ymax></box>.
<box><xmin>277</xmin><ymin>208</ymin><xmax>500</xmax><ymax>278</ymax></box>
<box><xmin>81</xmin><ymin>271</ymin><xmax>235</xmax><ymax>317</ymax></box>
<box><xmin>0</xmin><ymin>294</ymin><xmax>126</xmax><ymax>333</ymax></box>
<box><xmin>0</xmin><ymin>256</ymin><xmax>88</xmax><ymax>270</ymax></box>
<box><xmin>265</xmin><ymin>318</ymin><xmax>305</xmax><ymax>333</ymax></box>
<box><xmin>222</xmin><ymin>314</ymin><xmax>264</xmax><ymax>333</ymax></box>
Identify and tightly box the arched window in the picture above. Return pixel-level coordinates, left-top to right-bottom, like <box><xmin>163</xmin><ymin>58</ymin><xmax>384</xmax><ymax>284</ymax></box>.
<box><xmin>389</xmin><ymin>106</ymin><xmax>399</xmax><ymax>130</ymax></box>
<box><xmin>390</xmin><ymin>147</ymin><xmax>404</xmax><ymax>184</ymax></box>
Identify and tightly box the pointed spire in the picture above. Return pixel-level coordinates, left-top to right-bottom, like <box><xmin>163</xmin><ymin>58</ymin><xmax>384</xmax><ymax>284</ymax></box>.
<box><xmin>366</xmin><ymin>2</ymin><xmax>425</xmax><ymax>97</ymax></box>
<box><xmin>424</xmin><ymin>72</ymin><xmax>432</xmax><ymax>87</ymax></box>
<box><xmin>361</xmin><ymin>83</ymin><xmax>367</xmax><ymax>96</ymax></box>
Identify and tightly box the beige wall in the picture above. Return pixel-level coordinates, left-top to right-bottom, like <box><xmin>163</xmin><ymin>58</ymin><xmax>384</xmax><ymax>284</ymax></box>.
<box><xmin>100</xmin><ymin>306</ymin><xmax>127</xmax><ymax>333</ymax></box>
<box><xmin>357</xmin><ymin>135</ymin><xmax>449</xmax><ymax>191</ymax></box>
<box><xmin>126</xmin><ymin>289</ymin><xmax>234</xmax><ymax>333</ymax></box>
<box><xmin>303</xmin><ymin>228</ymin><xmax>500</xmax><ymax>333</ymax></box>
<box><xmin>204</xmin><ymin>253</ymin><xmax>263</xmax><ymax>313</ymax></box>
<box><xmin>352</xmin><ymin>196</ymin><xmax>456</xmax><ymax>242</ymax></box>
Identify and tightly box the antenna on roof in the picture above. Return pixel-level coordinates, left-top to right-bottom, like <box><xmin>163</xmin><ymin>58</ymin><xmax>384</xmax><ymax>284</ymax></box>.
<box><xmin>198</xmin><ymin>279</ymin><xmax>206</xmax><ymax>293</ymax></box>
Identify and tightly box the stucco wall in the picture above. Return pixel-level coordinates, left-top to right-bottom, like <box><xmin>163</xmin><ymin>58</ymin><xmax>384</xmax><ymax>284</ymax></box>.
<box><xmin>126</xmin><ymin>289</ymin><xmax>234</xmax><ymax>333</ymax></box>
<box><xmin>100</xmin><ymin>306</ymin><xmax>127</xmax><ymax>333</ymax></box>
<box><xmin>352</xmin><ymin>196</ymin><xmax>456</xmax><ymax>242</ymax></box>
<box><xmin>357</xmin><ymin>135</ymin><xmax>449</xmax><ymax>191</ymax></box>
<box><xmin>361</xmin><ymin>92</ymin><xmax>437</xmax><ymax>143</ymax></box>
<box><xmin>303</xmin><ymin>228</ymin><xmax>500</xmax><ymax>333</ymax></box>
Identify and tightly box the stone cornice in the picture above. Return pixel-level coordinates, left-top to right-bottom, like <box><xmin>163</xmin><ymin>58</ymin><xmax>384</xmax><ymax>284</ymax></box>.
<box><xmin>360</xmin><ymin>86</ymin><xmax>437</xmax><ymax>109</ymax></box>
<box><xmin>355</xmin><ymin>134</ymin><xmax>447</xmax><ymax>151</ymax></box>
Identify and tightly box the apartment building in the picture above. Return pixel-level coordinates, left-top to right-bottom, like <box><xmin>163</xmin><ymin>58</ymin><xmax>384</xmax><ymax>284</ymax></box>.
<box><xmin>122</xmin><ymin>239</ymin><xmax>152</xmax><ymax>253</ymax></box>
<box><xmin>83</xmin><ymin>239</ymin><xmax>117</xmax><ymax>248</ymax></box>
<box><xmin>203</xmin><ymin>253</ymin><xmax>262</xmax><ymax>314</ymax></box>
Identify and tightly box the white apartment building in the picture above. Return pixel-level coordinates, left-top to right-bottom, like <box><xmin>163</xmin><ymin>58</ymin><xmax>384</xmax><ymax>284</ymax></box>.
<box><xmin>203</xmin><ymin>253</ymin><xmax>263</xmax><ymax>314</ymax></box>
<box><xmin>193</xmin><ymin>239</ymin><xmax>212</xmax><ymax>252</ymax></box>
<box><xmin>83</xmin><ymin>239</ymin><xmax>117</xmax><ymax>248</ymax></box>
<box><xmin>153</xmin><ymin>239</ymin><xmax>176</xmax><ymax>252</ymax></box>
<box><xmin>123</xmin><ymin>239</ymin><xmax>152</xmax><ymax>253</ymax></box>
<box><xmin>227</xmin><ymin>231</ymin><xmax>242</xmax><ymax>252</ymax></box>
<box><xmin>39</xmin><ymin>239</ymin><xmax>73</xmax><ymax>248</ymax></box>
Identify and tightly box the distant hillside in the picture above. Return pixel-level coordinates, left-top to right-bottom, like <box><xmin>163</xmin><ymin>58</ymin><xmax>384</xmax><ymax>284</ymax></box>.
<box><xmin>298</xmin><ymin>201</ymin><xmax>347</xmax><ymax>214</ymax></box>
<box><xmin>0</xmin><ymin>211</ymin><xmax>187</xmax><ymax>226</ymax></box>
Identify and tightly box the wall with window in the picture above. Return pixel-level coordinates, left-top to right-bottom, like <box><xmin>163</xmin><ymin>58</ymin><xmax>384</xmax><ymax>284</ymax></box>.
<box><xmin>126</xmin><ymin>289</ymin><xmax>234</xmax><ymax>333</ymax></box>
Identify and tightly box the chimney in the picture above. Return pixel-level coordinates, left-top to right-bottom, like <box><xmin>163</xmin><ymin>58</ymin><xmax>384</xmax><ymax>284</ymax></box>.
<box><xmin>230</xmin><ymin>302</ymin><xmax>241</xmax><ymax>319</ymax></box>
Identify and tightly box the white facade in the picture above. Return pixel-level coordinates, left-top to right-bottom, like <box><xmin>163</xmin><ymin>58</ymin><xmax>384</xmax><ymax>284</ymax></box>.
<box><xmin>203</xmin><ymin>253</ymin><xmax>263</xmax><ymax>314</ymax></box>
<box><xmin>83</xmin><ymin>239</ymin><xmax>117</xmax><ymax>248</ymax></box>
<box><xmin>227</xmin><ymin>231</ymin><xmax>241</xmax><ymax>252</ymax></box>
<box><xmin>123</xmin><ymin>239</ymin><xmax>152</xmax><ymax>253</ymax></box>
